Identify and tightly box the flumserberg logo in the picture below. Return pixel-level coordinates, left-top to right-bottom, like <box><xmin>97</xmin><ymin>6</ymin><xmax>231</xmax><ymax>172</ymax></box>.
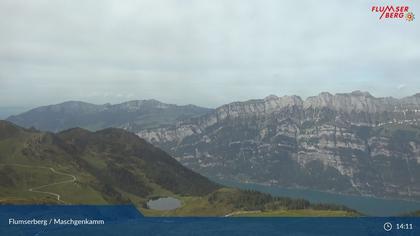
<box><xmin>371</xmin><ymin>5</ymin><xmax>415</xmax><ymax>21</ymax></box>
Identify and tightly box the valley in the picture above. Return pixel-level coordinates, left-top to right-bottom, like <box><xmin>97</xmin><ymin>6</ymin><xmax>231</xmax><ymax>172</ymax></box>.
<box><xmin>0</xmin><ymin>120</ymin><xmax>356</xmax><ymax>217</ymax></box>
<box><xmin>5</xmin><ymin>91</ymin><xmax>420</xmax><ymax>215</ymax></box>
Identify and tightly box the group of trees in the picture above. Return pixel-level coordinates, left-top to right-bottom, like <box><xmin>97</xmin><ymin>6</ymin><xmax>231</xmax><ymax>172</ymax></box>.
<box><xmin>208</xmin><ymin>189</ymin><xmax>355</xmax><ymax>212</ymax></box>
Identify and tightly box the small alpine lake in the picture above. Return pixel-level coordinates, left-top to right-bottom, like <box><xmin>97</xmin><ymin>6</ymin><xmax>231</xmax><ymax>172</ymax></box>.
<box><xmin>147</xmin><ymin>197</ymin><xmax>182</xmax><ymax>211</ymax></box>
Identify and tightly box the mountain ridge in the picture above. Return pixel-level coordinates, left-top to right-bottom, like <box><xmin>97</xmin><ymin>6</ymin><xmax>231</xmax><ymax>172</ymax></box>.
<box><xmin>7</xmin><ymin>99</ymin><xmax>212</xmax><ymax>132</ymax></box>
<box><xmin>134</xmin><ymin>91</ymin><xmax>420</xmax><ymax>202</ymax></box>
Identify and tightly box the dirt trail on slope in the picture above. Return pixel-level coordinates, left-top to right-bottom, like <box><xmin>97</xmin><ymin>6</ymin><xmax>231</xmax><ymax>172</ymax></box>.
<box><xmin>0</xmin><ymin>163</ymin><xmax>77</xmax><ymax>204</ymax></box>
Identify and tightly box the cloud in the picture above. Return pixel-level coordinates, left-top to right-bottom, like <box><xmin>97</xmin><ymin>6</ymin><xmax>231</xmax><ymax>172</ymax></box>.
<box><xmin>0</xmin><ymin>0</ymin><xmax>419</xmax><ymax>108</ymax></box>
<box><xmin>397</xmin><ymin>84</ymin><xmax>407</xmax><ymax>90</ymax></box>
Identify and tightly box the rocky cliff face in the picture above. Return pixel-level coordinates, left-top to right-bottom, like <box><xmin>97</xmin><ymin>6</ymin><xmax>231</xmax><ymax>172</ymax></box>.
<box><xmin>137</xmin><ymin>91</ymin><xmax>420</xmax><ymax>201</ymax></box>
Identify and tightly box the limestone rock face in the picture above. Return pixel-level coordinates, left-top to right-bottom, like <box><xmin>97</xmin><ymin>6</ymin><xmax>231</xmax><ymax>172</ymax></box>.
<box><xmin>138</xmin><ymin>92</ymin><xmax>420</xmax><ymax>201</ymax></box>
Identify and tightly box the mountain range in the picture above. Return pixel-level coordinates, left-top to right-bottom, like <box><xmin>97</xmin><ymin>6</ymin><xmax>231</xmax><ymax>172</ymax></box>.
<box><xmin>7</xmin><ymin>100</ymin><xmax>211</xmax><ymax>132</ymax></box>
<box><xmin>6</xmin><ymin>91</ymin><xmax>420</xmax><ymax>201</ymax></box>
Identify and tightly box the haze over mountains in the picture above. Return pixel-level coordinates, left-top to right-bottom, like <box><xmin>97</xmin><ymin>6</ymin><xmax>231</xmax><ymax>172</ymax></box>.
<box><xmin>6</xmin><ymin>91</ymin><xmax>420</xmax><ymax>201</ymax></box>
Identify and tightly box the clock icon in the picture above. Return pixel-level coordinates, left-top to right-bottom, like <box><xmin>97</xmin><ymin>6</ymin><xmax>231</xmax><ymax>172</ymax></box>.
<box><xmin>384</xmin><ymin>222</ymin><xmax>393</xmax><ymax>232</ymax></box>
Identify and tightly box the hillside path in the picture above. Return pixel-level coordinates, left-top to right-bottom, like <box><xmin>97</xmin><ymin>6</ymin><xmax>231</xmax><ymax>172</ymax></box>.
<box><xmin>0</xmin><ymin>163</ymin><xmax>77</xmax><ymax>204</ymax></box>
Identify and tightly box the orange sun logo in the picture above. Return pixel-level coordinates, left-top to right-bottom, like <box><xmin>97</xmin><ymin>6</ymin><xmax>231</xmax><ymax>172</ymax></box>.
<box><xmin>406</xmin><ymin>12</ymin><xmax>415</xmax><ymax>21</ymax></box>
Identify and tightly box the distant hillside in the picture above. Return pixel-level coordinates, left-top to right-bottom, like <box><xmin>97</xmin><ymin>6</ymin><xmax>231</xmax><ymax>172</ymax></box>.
<box><xmin>7</xmin><ymin>100</ymin><xmax>212</xmax><ymax>132</ymax></box>
<box><xmin>0</xmin><ymin>121</ymin><xmax>357</xmax><ymax>216</ymax></box>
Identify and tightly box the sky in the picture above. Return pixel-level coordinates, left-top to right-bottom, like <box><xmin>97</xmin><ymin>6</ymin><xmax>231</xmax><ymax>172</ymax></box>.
<box><xmin>0</xmin><ymin>0</ymin><xmax>419</xmax><ymax>109</ymax></box>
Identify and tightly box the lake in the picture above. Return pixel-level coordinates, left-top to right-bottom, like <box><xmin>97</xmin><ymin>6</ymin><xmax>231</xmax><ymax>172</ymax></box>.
<box><xmin>147</xmin><ymin>197</ymin><xmax>181</xmax><ymax>211</ymax></box>
<box><xmin>214</xmin><ymin>179</ymin><xmax>420</xmax><ymax>216</ymax></box>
